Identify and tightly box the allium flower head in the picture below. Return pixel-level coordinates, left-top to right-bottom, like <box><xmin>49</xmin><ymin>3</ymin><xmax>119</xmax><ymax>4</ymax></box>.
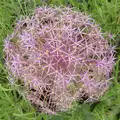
<box><xmin>4</xmin><ymin>6</ymin><xmax>115</xmax><ymax>114</ymax></box>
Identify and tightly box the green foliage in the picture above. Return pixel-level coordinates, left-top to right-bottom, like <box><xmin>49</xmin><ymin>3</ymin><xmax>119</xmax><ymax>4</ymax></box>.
<box><xmin>69</xmin><ymin>0</ymin><xmax>80</xmax><ymax>9</ymax></box>
<box><xmin>0</xmin><ymin>0</ymin><xmax>120</xmax><ymax>120</ymax></box>
<box><xmin>80</xmin><ymin>0</ymin><xmax>120</xmax><ymax>49</ymax></box>
<box><xmin>49</xmin><ymin>0</ymin><xmax>68</xmax><ymax>6</ymax></box>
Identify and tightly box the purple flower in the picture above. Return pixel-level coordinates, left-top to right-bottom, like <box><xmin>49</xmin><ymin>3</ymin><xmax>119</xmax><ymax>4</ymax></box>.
<box><xmin>4</xmin><ymin>6</ymin><xmax>115</xmax><ymax>113</ymax></box>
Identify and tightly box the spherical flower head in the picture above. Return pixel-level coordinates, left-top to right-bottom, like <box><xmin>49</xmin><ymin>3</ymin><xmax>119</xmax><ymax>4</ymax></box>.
<box><xmin>4</xmin><ymin>6</ymin><xmax>115</xmax><ymax>114</ymax></box>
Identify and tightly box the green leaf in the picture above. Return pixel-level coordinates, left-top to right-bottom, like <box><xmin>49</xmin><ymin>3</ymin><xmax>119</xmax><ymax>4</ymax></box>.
<box><xmin>69</xmin><ymin>0</ymin><xmax>80</xmax><ymax>9</ymax></box>
<box><xmin>50</xmin><ymin>0</ymin><xmax>67</xmax><ymax>6</ymax></box>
